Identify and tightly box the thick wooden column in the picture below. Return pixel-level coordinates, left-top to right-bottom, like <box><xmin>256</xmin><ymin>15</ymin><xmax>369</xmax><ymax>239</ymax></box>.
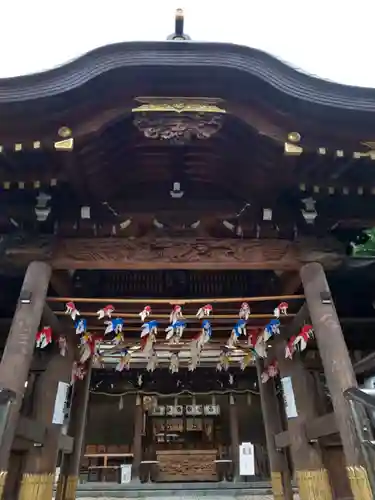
<box><xmin>0</xmin><ymin>262</ymin><xmax>51</xmax><ymax>498</ymax></box>
<box><xmin>55</xmin><ymin>361</ymin><xmax>92</xmax><ymax>500</ymax></box>
<box><xmin>18</xmin><ymin>349</ymin><xmax>74</xmax><ymax>500</ymax></box>
<box><xmin>229</xmin><ymin>394</ymin><xmax>240</xmax><ymax>481</ymax></box>
<box><xmin>275</xmin><ymin>341</ymin><xmax>333</xmax><ymax>500</ymax></box>
<box><xmin>131</xmin><ymin>395</ymin><xmax>143</xmax><ymax>481</ymax></box>
<box><xmin>300</xmin><ymin>262</ymin><xmax>372</xmax><ymax>500</ymax></box>
<box><xmin>256</xmin><ymin>360</ymin><xmax>293</xmax><ymax>500</ymax></box>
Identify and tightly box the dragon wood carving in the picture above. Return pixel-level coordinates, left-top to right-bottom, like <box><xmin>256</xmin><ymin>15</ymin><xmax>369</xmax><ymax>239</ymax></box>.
<box><xmin>4</xmin><ymin>236</ymin><xmax>344</xmax><ymax>270</ymax></box>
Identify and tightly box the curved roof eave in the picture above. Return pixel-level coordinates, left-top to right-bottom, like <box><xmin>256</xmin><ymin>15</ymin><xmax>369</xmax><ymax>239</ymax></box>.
<box><xmin>0</xmin><ymin>41</ymin><xmax>375</xmax><ymax>115</ymax></box>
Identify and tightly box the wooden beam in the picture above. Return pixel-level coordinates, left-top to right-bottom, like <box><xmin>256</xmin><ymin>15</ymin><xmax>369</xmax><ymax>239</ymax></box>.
<box><xmin>306</xmin><ymin>413</ymin><xmax>338</xmax><ymax>441</ymax></box>
<box><xmin>274</xmin><ymin>412</ymin><xmax>338</xmax><ymax>448</ymax></box>
<box><xmin>274</xmin><ymin>430</ymin><xmax>290</xmax><ymax>449</ymax></box>
<box><xmin>16</xmin><ymin>416</ymin><xmax>46</xmax><ymax>443</ymax></box>
<box><xmin>5</xmin><ymin>236</ymin><xmax>345</xmax><ymax>271</ymax></box>
<box><xmin>353</xmin><ymin>351</ymin><xmax>375</xmax><ymax>375</ymax></box>
<box><xmin>58</xmin><ymin>434</ymin><xmax>74</xmax><ymax>454</ymax></box>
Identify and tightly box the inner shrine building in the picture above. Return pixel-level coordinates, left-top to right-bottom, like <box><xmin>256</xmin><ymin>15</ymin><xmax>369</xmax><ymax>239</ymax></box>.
<box><xmin>0</xmin><ymin>9</ymin><xmax>374</xmax><ymax>500</ymax></box>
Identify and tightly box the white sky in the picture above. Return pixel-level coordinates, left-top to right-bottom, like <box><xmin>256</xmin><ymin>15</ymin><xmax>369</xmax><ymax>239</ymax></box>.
<box><xmin>1</xmin><ymin>0</ymin><xmax>374</xmax><ymax>87</ymax></box>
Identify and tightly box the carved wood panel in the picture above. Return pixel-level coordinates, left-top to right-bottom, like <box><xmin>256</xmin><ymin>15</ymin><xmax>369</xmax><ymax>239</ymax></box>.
<box><xmin>5</xmin><ymin>236</ymin><xmax>344</xmax><ymax>271</ymax></box>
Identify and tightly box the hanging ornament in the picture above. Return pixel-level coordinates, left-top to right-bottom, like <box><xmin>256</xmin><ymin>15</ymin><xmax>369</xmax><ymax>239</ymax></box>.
<box><xmin>216</xmin><ymin>350</ymin><xmax>230</xmax><ymax>371</ymax></box>
<box><xmin>226</xmin><ymin>319</ymin><xmax>247</xmax><ymax>348</ymax></box>
<box><xmin>248</xmin><ymin>329</ymin><xmax>267</xmax><ymax>358</ymax></box>
<box><xmin>261</xmin><ymin>360</ymin><xmax>279</xmax><ymax>383</ymax></box>
<box><xmin>65</xmin><ymin>301</ymin><xmax>80</xmax><ymax>321</ymax></box>
<box><xmin>165</xmin><ymin>320</ymin><xmax>187</xmax><ymax>344</ymax></box>
<box><xmin>97</xmin><ymin>304</ymin><xmax>115</xmax><ymax>320</ymax></box>
<box><xmin>137</xmin><ymin>374</ymin><xmax>143</xmax><ymax>387</ymax></box>
<box><xmin>229</xmin><ymin>373</ymin><xmax>234</xmax><ymax>385</ymax></box>
<box><xmin>169</xmin><ymin>353</ymin><xmax>179</xmax><ymax>373</ymax></box>
<box><xmin>188</xmin><ymin>356</ymin><xmax>199</xmax><ymax>372</ymax></box>
<box><xmin>79</xmin><ymin>334</ymin><xmax>103</xmax><ymax>363</ymax></box>
<box><xmin>240</xmin><ymin>352</ymin><xmax>254</xmax><ymax>370</ymax></box>
<box><xmin>146</xmin><ymin>349</ymin><xmax>158</xmax><ymax>372</ymax></box>
<box><xmin>141</xmin><ymin>320</ymin><xmax>158</xmax><ymax>338</ymax></box>
<box><xmin>141</xmin><ymin>331</ymin><xmax>156</xmax><ymax>358</ymax></box>
<box><xmin>263</xmin><ymin>319</ymin><xmax>280</xmax><ymax>342</ymax></box>
<box><xmin>113</xmin><ymin>331</ymin><xmax>124</xmax><ymax>345</ymax></box>
<box><xmin>190</xmin><ymin>319</ymin><xmax>212</xmax><ymax>368</ymax></box>
<box><xmin>75</xmin><ymin>318</ymin><xmax>87</xmax><ymax>335</ymax></box>
<box><xmin>58</xmin><ymin>335</ymin><xmax>67</xmax><ymax>356</ymax></box>
<box><xmin>116</xmin><ymin>349</ymin><xmax>131</xmax><ymax>372</ymax></box>
<box><xmin>293</xmin><ymin>324</ymin><xmax>314</xmax><ymax>352</ymax></box>
<box><xmin>104</xmin><ymin>318</ymin><xmax>124</xmax><ymax>335</ymax></box>
<box><xmin>35</xmin><ymin>326</ymin><xmax>52</xmax><ymax>349</ymax></box>
<box><xmin>239</xmin><ymin>302</ymin><xmax>251</xmax><ymax>320</ymax></box>
<box><xmin>285</xmin><ymin>335</ymin><xmax>297</xmax><ymax>359</ymax></box>
<box><xmin>79</xmin><ymin>334</ymin><xmax>94</xmax><ymax>363</ymax></box>
<box><xmin>92</xmin><ymin>351</ymin><xmax>104</xmax><ymax>368</ymax></box>
<box><xmin>139</xmin><ymin>305</ymin><xmax>152</xmax><ymax>323</ymax></box>
<box><xmin>71</xmin><ymin>362</ymin><xmax>86</xmax><ymax>384</ymax></box>
<box><xmin>169</xmin><ymin>305</ymin><xmax>183</xmax><ymax>324</ymax></box>
<box><xmin>196</xmin><ymin>304</ymin><xmax>213</xmax><ymax>319</ymax></box>
<box><xmin>274</xmin><ymin>302</ymin><xmax>288</xmax><ymax>318</ymax></box>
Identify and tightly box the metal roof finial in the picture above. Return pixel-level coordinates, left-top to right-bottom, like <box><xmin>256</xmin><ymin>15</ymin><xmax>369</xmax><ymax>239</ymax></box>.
<box><xmin>167</xmin><ymin>8</ymin><xmax>191</xmax><ymax>40</ymax></box>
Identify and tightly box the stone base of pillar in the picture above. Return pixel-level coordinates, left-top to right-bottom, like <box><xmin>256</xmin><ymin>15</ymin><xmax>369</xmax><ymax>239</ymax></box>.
<box><xmin>347</xmin><ymin>466</ymin><xmax>373</xmax><ymax>500</ymax></box>
<box><xmin>55</xmin><ymin>475</ymin><xmax>79</xmax><ymax>500</ymax></box>
<box><xmin>271</xmin><ymin>471</ymin><xmax>284</xmax><ymax>499</ymax></box>
<box><xmin>296</xmin><ymin>469</ymin><xmax>332</xmax><ymax>500</ymax></box>
<box><xmin>18</xmin><ymin>473</ymin><xmax>54</xmax><ymax>500</ymax></box>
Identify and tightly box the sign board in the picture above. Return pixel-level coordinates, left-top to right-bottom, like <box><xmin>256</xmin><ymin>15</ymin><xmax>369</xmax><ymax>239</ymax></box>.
<box><xmin>239</xmin><ymin>442</ymin><xmax>255</xmax><ymax>476</ymax></box>
<box><xmin>52</xmin><ymin>381</ymin><xmax>69</xmax><ymax>425</ymax></box>
<box><xmin>281</xmin><ymin>376</ymin><xmax>298</xmax><ymax>419</ymax></box>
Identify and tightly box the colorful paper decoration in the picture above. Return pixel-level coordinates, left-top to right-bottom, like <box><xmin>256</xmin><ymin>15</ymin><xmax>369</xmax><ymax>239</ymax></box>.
<box><xmin>75</xmin><ymin>318</ymin><xmax>87</xmax><ymax>335</ymax></box>
<box><xmin>274</xmin><ymin>302</ymin><xmax>288</xmax><ymax>318</ymax></box>
<box><xmin>104</xmin><ymin>318</ymin><xmax>124</xmax><ymax>335</ymax></box>
<box><xmin>239</xmin><ymin>302</ymin><xmax>251</xmax><ymax>320</ymax></box>
<box><xmin>227</xmin><ymin>319</ymin><xmax>247</xmax><ymax>348</ymax></box>
<box><xmin>97</xmin><ymin>304</ymin><xmax>115</xmax><ymax>320</ymax></box>
<box><xmin>139</xmin><ymin>305</ymin><xmax>152</xmax><ymax>322</ymax></box>
<box><xmin>141</xmin><ymin>320</ymin><xmax>158</xmax><ymax>338</ymax></box>
<box><xmin>35</xmin><ymin>326</ymin><xmax>52</xmax><ymax>349</ymax></box>
<box><xmin>196</xmin><ymin>304</ymin><xmax>213</xmax><ymax>319</ymax></box>
<box><xmin>65</xmin><ymin>301</ymin><xmax>80</xmax><ymax>320</ymax></box>
<box><xmin>165</xmin><ymin>320</ymin><xmax>187</xmax><ymax>344</ymax></box>
<box><xmin>116</xmin><ymin>350</ymin><xmax>131</xmax><ymax>372</ymax></box>
<box><xmin>169</xmin><ymin>305</ymin><xmax>183</xmax><ymax>323</ymax></box>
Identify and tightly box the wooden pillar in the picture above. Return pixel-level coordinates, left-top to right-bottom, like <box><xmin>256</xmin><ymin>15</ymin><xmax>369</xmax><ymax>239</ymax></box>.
<box><xmin>300</xmin><ymin>262</ymin><xmax>372</xmax><ymax>500</ymax></box>
<box><xmin>256</xmin><ymin>360</ymin><xmax>293</xmax><ymax>500</ymax></box>
<box><xmin>228</xmin><ymin>393</ymin><xmax>239</xmax><ymax>481</ymax></box>
<box><xmin>0</xmin><ymin>262</ymin><xmax>51</xmax><ymax>499</ymax></box>
<box><xmin>274</xmin><ymin>341</ymin><xmax>333</xmax><ymax>500</ymax></box>
<box><xmin>55</xmin><ymin>361</ymin><xmax>92</xmax><ymax>500</ymax></box>
<box><xmin>18</xmin><ymin>349</ymin><xmax>74</xmax><ymax>500</ymax></box>
<box><xmin>131</xmin><ymin>394</ymin><xmax>143</xmax><ymax>481</ymax></box>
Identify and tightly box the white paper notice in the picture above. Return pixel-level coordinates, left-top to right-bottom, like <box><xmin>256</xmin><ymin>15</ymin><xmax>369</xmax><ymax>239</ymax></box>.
<box><xmin>239</xmin><ymin>442</ymin><xmax>255</xmax><ymax>476</ymax></box>
<box><xmin>52</xmin><ymin>381</ymin><xmax>69</xmax><ymax>425</ymax></box>
<box><xmin>281</xmin><ymin>376</ymin><xmax>298</xmax><ymax>419</ymax></box>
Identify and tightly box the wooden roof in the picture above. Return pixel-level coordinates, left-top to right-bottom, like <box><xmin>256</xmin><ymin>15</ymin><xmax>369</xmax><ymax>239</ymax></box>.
<box><xmin>0</xmin><ymin>42</ymin><xmax>375</xmax><ymax>150</ymax></box>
